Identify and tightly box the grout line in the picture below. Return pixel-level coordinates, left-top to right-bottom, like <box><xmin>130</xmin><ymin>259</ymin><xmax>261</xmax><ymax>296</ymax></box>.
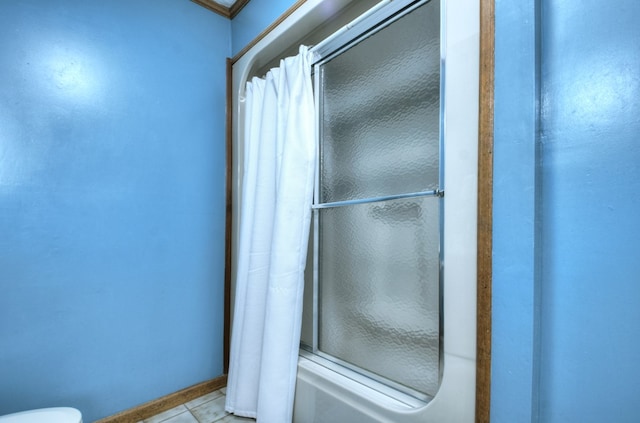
<box><xmin>160</xmin><ymin>410</ymin><xmax>192</xmax><ymax>423</ymax></box>
<box><xmin>145</xmin><ymin>390</ymin><xmax>254</xmax><ymax>423</ymax></box>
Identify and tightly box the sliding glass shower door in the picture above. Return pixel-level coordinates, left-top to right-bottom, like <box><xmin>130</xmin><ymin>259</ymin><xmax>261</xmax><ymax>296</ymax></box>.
<box><xmin>301</xmin><ymin>0</ymin><xmax>442</xmax><ymax>401</ymax></box>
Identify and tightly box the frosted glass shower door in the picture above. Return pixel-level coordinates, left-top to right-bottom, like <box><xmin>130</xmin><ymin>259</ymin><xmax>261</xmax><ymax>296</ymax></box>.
<box><xmin>318</xmin><ymin>197</ymin><xmax>440</xmax><ymax>395</ymax></box>
<box><xmin>307</xmin><ymin>0</ymin><xmax>442</xmax><ymax>400</ymax></box>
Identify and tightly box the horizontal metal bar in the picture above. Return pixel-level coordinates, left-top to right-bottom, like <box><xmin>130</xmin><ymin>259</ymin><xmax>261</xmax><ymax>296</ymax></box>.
<box><xmin>312</xmin><ymin>189</ymin><xmax>443</xmax><ymax>209</ymax></box>
<box><xmin>310</xmin><ymin>0</ymin><xmax>433</xmax><ymax>66</ymax></box>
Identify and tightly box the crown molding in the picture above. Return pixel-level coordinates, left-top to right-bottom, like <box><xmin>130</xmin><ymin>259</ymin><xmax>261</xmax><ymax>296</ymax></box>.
<box><xmin>229</xmin><ymin>0</ymin><xmax>250</xmax><ymax>18</ymax></box>
<box><xmin>191</xmin><ymin>0</ymin><xmax>251</xmax><ymax>19</ymax></box>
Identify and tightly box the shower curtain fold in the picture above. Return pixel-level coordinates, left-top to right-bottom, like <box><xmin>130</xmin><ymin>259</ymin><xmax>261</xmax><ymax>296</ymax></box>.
<box><xmin>225</xmin><ymin>45</ymin><xmax>316</xmax><ymax>423</ymax></box>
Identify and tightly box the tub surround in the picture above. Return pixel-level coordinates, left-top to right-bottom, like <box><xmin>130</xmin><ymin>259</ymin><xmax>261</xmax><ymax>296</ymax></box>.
<box><xmin>229</xmin><ymin>0</ymin><xmax>481</xmax><ymax>421</ymax></box>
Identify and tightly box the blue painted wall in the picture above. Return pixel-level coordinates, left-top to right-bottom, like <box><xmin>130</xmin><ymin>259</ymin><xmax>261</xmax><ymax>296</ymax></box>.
<box><xmin>491</xmin><ymin>1</ymin><xmax>540</xmax><ymax>421</ymax></box>
<box><xmin>231</xmin><ymin>0</ymin><xmax>295</xmax><ymax>56</ymax></box>
<box><xmin>0</xmin><ymin>0</ymin><xmax>230</xmax><ymax>421</ymax></box>
<box><xmin>538</xmin><ymin>1</ymin><xmax>640</xmax><ymax>422</ymax></box>
<box><xmin>493</xmin><ymin>0</ymin><xmax>640</xmax><ymax>422</ymax></box>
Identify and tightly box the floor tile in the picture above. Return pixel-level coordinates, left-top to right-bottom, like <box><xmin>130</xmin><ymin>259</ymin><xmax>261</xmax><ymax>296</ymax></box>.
<box><xmin>215</xmin><ymin>414</ymin><xmax>255</xmax><ymax>423</ymax></box>
<box><xmin>185</xmin><ymin>390</ymin><xmax>225</xmax><ymax>410</ymax></box>
<box><xmin>190</xmin><ymin>396</ymin><xmax>228</xmax><ymax>423</ymax></box>
<box><xmin>140</xmin><ymin>388</ymin><xmax>255</xmax><ymax>423</ymax></box>
<box><xmin>143</xmin><ymin>405</ymin><xmax>189</xmax><ymax>423</ymax></box>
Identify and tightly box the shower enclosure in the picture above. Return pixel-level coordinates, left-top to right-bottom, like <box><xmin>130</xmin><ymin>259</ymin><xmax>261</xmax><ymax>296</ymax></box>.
<box><xmin>230</xmin><ymin>0</ymin><xmax>479</xmax><ymax>420</ymax></box>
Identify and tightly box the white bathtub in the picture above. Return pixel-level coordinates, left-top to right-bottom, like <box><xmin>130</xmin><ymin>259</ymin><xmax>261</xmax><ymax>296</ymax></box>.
<box><xmin>293</xmin><ymin>354</ymin><xmax>475</xmax><ymax>422</ymax></box>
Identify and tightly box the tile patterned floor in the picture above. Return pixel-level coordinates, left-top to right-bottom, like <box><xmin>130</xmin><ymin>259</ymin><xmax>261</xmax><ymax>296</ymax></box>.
<box><xmin>140</xmin><ymin>388</ymin><xmax>255</xmax><ymax>423</ymax></box>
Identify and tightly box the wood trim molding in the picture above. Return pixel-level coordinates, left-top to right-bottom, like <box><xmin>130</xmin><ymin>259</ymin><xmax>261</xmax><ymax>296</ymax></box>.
<box><xmin>229</xmin><ymin>0</ymin><xmax>251</xmax><ymax>19</ymax></box>
<box><xmin>224</xmin><ymin>57</ymin><xmax>233</xmax><ymax>374</ymax></box>
<box><xmin>476</xmin><ymin>0</ymin><xmax>495</xmax><ymax>422</ymax></box>
<box><xmin>95</xmin><ymin>376</ymin><xmax>227</xmax><ymax>423</ymax></box>
<box><xmin>191</xmin><ymin>0</ymin><xmax>250</xmax><ymax>19</ymax></box>
<box><xmin>191</xmin><ymin>0</ymin><xmax>231</xmax><ymax>18</ymax></box>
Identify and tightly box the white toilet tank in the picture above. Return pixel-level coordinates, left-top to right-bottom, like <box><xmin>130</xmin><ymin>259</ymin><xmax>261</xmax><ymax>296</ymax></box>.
<box><xmin>0</xmin><ymin>408</ymin><xmax>82</xmax><ymax>423</ymax></box>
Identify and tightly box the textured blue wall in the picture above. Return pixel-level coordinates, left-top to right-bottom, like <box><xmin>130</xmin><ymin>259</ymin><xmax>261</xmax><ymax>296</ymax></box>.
<box><xmin>491</xmin><ymin>0</ymin><xmax>540</xmax><ymax>421</ymax></box>
<box><xmin>231</xmin><ymin>0</ymin><xmax>295</xmax><ymax>56</ymax></box>
<box><xmin>538</xmin><ymin>1</ymin><xmax>640</xmax><ymax>422</ymax></box>
<box><xmin>0</xmin><ymin>0</ymin><xmax>230</xmax><ymax>421</ymax></box>
<box><xmin>493</xmin><ymin>0</ymin><xmax>640</xmax><ymax>422</ymax></box>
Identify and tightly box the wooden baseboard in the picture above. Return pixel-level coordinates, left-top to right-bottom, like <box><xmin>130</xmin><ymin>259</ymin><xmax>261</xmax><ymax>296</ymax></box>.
<box><xmin>96</xmin><ymin>375</ymin><xmax>227</xmax><ymax>423</ymax></box>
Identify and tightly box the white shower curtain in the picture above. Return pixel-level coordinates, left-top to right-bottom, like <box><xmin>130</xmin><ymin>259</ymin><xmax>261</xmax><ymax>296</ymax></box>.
<box><xmin>225</xmin><ymin>46</ymin><xmax>316</xmax><ymax>423</ymax></box>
